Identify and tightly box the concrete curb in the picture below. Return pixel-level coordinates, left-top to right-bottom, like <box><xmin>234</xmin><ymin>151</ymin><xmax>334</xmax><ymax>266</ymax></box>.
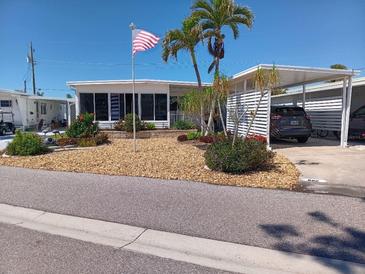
<box><xmin>0</xmin><ymin>203</ymin><xmax>364</xmax><ymax>274</ymax></box>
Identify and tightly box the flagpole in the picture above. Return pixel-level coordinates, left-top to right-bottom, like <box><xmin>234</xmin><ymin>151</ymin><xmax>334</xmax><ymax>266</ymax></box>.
<box><xmin>130</xmin><ymin>22</ymin><xmax>137</xmax><ymax>152</ymax></box>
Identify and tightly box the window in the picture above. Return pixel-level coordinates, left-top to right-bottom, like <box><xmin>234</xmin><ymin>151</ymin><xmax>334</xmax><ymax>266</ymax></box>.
<box><xmin>125</xmin><ymin>94</ymin><xmax>139</xmax><ymax>116</ymax></box>
<box><xmin>80</xmin><ymin>93</ymin><xmax>94</xmax><ymax>114</ymax></box>
<box><xmin>0</xmin><ymin>100</ymin><xmax>12</xmax><ymax>107</ymax></box>
<box><xmin>41</xmin><ymin>103</ymin><xmax>47</xmax><ymax>115</ymax></box>
<box><xmin>155</xmin><ymin>94</ymin><xmax>167</xmax><ymax>120</ymax></box>
<box><xmin>95</xmin><ymin>93</ymin><xmax>109</xmax><ymax>121</ymax></box>
<box><xmin>141</xmin><ymin>94</ymin><xmax>154</xmax><ymax>120</ymax></box>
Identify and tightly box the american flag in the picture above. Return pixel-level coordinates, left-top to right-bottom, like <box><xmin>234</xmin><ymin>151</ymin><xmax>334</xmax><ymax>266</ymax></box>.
<box><xmin>132</xmin><ymin>29</ymin><xmax>160</xmax><ymax>55</ymax></box>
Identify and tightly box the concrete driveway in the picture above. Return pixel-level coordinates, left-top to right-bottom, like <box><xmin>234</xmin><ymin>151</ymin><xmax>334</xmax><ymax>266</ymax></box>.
<box><xmin>0</xmin><ymin>135</ymin><xmax>14</xmax><ymax>151</ymax></box>
<box><xmin>274</xmin><ymin>138</ymin><xmax>365</xmax><ymax>197</ymax></box>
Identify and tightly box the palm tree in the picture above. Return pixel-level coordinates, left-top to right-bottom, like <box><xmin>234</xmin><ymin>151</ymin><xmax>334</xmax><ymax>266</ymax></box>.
<box><xmin>162</xmin><ymin>16</ymin><xmax>207</xmax><ymax>132</ymax></box>
<box><xmin>192</xmin><ymin>0</ymin><xmax>254</xmax><ymax>132</ymax></box>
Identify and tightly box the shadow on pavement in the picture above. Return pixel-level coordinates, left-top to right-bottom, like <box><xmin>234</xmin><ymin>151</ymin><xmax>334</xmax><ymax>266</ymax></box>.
<box><xmin>259</xmin><ymin>211</ymin><xmax>365</xmax><ymax>273</ymax></box>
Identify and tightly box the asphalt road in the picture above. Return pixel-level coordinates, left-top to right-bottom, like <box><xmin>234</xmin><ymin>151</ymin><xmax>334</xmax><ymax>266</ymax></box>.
<box><xmin>0</xmin><ymin>223</ymin><xmax>228</xmax><ymax>274</ymax></box>
<box><xmin>0</xmin><ymin>166</ymin><xmax>364</xmax><ymax>265</ymax></box>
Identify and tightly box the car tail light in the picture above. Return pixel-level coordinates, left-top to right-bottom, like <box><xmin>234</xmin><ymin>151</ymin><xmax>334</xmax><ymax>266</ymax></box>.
<box><xmin>271</xmin><ymin>114</ymin><xmax>282</xmax><ymax>120</ymax></box>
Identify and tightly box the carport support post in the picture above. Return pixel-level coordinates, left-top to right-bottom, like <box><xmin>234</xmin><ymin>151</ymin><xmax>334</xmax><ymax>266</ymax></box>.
<box><xmin>302</xmin><ymin>85</ymin><xmax>306</xmax><ymax>110</ymax></box>
<box><xmin>340</xmin><ymin>78</ymin><xmax>347</xmax><ymax>147</ymax></box>
<box><xmin>343</xmin><ymin>76</ymin><xmax>353</xmax><ymax>147</ymax></box>
<box><xmin>266</xmin><ymin>89</ymin><xmax>272</xmax><ymax>149</ymax></box>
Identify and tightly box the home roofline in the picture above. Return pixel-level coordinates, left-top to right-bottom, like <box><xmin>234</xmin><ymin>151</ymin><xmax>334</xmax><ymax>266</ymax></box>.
<box><xmin>67</xmin><ymin>79</ymin><xmax>211</xmax><ymax>87</ymax></box>
<box><xmin>232</xmin><ymin>64</ymin><xmax>359</xmax><ymax>80</ymax></box>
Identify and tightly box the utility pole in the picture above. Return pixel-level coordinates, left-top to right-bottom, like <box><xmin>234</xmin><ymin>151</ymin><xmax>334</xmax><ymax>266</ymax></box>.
<box><xmin>28</xmin><ymin>42</ymin><xmax>36</xmax><ymax>95</ymax></box>
<box><xmin>24</xmin><ymin>80</ymin><xmax>27</xmax><ymax>93</ymax></box>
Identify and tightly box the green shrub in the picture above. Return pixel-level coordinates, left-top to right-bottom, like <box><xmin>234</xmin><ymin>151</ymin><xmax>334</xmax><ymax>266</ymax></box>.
<box><xmin>7</xmin><ymin>131</ymin><xmax>48</xmax><ymax>156</ymax></box>
<box><xmin>124</xmin><ymin>113</ymin><xmax>143</xmax><ymax>132</ymax></box>
<box><xmin>145</xmin><ymin>122</ymin><xmax>156</xmax><ymax>130</ymax></box>
<box><xmin>204</xmin><ymin>138</ymin><xmax>272</xmax><ymax>174</ymax></box>
<box><xmin>172</xmin><ymin>120</ymin><xmax>195</xmax><ymax>130</ymax></box>
<box><xmin>187</xmin><ymin>131</ymin><xmax>202</xmax><ymax>140</ymax></box>
<box><xmin>66</xmin><ymin>113</ymin><xmax>98</xmax><ymax>138</ymax></box>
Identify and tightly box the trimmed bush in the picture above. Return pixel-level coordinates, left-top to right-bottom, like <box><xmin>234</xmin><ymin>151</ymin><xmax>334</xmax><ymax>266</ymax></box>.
<box><xmin>124</xmin><ymin>113</ymin><xmax>143</xmax><ymax>132</ymax></box>
<box><xmin>177</xmin><ymin>134</ymin><xmax>188</xmax><ymax>142</ymax></box>
<box><xmin>199</xmin><ymin>135</ymin><xmax>214</xmax><ymax>143</ymax></box>
<box><xmin>145</xmin><ymin>122</ymin><xmax>156</xmax><ymax>130</ymax></box>
<box><xmin>7</xmin><ymin>131</ymin><xmax>48</xmax><ymax>156</ymax></box>
<box><xmin>204</xmin><ymin>138</ymin><xmax>272</xmax><ymax>174</ymax></box>
<box><xmin>66</xmin><ymin>113</ymin><xmax>98</xmax><ymax>138</ymax></box>
<box><xmin>172</xmin><ymin>120</ymin><xmax>195</xmax><ymax>130</ymax></box>
<box><xmin>187</xmin><ymin>131</ymin><xmax>202</xmax><ymax>140</ymax></box>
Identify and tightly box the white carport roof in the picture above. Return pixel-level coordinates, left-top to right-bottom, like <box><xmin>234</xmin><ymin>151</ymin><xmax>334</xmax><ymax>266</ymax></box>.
<box><xmin>232</xmin><ymin>64</ymin><xmax>359</xmax><ymax>88</ymax></box>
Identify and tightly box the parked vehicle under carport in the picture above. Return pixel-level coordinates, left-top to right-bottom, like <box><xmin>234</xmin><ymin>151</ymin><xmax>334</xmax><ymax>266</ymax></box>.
<box><xmin>270</xmin><ymin>106</ymin><xmax>312</xmax><ymax>143</ymax></box>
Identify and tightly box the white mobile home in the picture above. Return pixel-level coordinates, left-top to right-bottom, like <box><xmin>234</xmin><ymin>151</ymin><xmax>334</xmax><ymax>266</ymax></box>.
<box><xmin>67</xmin><ymin>80</ymin><xmax>208</xmax><ymax>129</ymax></box>
<box><xmin>0</xmin><ymin>88</ymin><xmax>74</xmax><ymax>130</ymax></box>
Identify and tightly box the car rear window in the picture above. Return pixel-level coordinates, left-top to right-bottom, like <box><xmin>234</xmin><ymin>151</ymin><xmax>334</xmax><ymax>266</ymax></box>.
<box><xmin>273</xmin><ymin>107</ymin><xmax>305</xmax><ymax>116</ymax></box>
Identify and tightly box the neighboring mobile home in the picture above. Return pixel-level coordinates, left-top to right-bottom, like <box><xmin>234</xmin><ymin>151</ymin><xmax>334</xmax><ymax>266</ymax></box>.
<box><xmin>67</xmin><ymin>80</ymin><xmax>209</xmax><ymax>129</ymax></box>
<box><xmin>0</xmin><ymin>88</ymin><xmax>74</xmax><ymax>130</ymax></box>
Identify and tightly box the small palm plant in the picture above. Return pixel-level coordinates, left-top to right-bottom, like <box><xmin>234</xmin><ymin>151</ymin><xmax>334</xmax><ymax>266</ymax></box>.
<box><xmin>244</xmin><ymin>65</ymin><xmax>279</xmax><ymax>139</ymax></box>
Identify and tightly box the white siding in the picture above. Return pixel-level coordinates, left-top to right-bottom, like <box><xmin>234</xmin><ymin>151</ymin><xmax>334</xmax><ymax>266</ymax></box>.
<box><xmin>227</xmin><ymin>90</ymin><xmax>269</xmax><ymax>137</ymax></box>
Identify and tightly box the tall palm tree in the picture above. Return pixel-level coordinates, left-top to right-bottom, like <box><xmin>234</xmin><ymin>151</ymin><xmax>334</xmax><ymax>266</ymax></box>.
<box><xmin>162</xmin><ymin>16</ymin><xmax>207</xmax><ymax>132</ymax></box>
<box><xmin>192</xmin><ymin>0</ymin><xmax>254</xmax><ymax>131</ymax></box>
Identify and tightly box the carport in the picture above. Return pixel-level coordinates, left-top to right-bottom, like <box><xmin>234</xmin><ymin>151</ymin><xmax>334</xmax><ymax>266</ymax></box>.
<box><xmin>227</xmin><ymin>64</ymin><xmax>360</xmax><ymax>148</ymax></box>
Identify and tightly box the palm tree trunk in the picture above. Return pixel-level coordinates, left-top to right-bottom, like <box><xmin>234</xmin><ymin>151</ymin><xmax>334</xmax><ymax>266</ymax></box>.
<box><xmin>206</xmin><ymin>56</ymin><xmax>220</xmax><ymax>135</ymax></box>
<box><xmin>190</xmin><ymin>50</ymin><xmax>207</xmax><ymax>134</ymax></box>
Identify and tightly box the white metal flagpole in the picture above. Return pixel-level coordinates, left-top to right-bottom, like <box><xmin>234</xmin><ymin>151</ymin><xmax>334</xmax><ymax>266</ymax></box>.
<box><xmin>130</xmin><ymin>23</ymin><xmax>137</xmax><ymax>152</ymax></box>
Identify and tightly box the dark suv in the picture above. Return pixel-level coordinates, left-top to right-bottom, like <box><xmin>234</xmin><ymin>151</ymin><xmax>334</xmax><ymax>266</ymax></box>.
<box><xmin>270</xmin><ymin>106</ymin><xmax>312</xmax><ymax>143</ymax></box>
<box><xmin>349</xmin><ymin>105</ymin><xmax>365</xmax><ymax>139</ymax></box>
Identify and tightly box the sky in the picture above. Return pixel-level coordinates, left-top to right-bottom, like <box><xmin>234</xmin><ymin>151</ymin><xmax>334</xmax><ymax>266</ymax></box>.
<box><xmin>0</xmin><ymin>0</ymin><xmax>364</xmax><ymax>98</ymax></box>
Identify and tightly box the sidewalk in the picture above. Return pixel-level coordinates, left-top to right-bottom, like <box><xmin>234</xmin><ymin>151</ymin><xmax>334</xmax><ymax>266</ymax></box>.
<box><xmin>1</xmin><ymin>203</ymin><xmax>364</xmax><ymax>274</ymax></box>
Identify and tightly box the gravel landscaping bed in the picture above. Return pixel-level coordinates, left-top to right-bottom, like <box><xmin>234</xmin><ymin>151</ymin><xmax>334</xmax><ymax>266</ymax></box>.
<box><xmin>0</xmin><ymin>137</ymin><xmax>299</xmax><ymax>190</ymax></box>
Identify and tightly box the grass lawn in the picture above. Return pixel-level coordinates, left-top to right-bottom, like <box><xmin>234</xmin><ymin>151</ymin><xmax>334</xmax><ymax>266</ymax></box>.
<box><xmin>0</xmin><ymin>137</ymin><xmax>299</xmax><ymax>190</ymax></box>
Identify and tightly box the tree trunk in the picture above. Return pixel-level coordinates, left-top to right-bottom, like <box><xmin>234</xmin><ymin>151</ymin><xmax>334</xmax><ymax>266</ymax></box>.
<box><xmin>217</xmin><ymin>99</ymin><xmax>227</xmax><ymax>136</ymax></box>
<box><xmin>190</xmin><ymin>50</ymin><xmax>207</xmax><ymax>134</ymax></box>
<box><xmin>244</xmin><ymin>91</ymin><xmax>265</xmax><ymax>139</ymax></box>
<box><xmin>206</xmin><ymin>56</ymin><xmax>220</xmax><ymax>135</ymax></box>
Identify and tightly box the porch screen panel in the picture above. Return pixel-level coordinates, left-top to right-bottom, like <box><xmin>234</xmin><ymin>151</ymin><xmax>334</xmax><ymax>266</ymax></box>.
<box><xmin>141</xmin><ymin>94</ymin><xmax>154</xmax><ymax>120</ymax></box>
<box><xmin>95</xmin><ymin>93</ymin><xmax>108</xmax><ymax>121</ymax></box>
<box><xmin>111</xmin><ymin>94</ymin><xmax>120</xmax><ymax>121</ymax></box>
<box><xmin>155</xmin><ymin>94</ymin><xmax>167</xmax><ymax>120</ymax></box>
<box><xmin>80</xmin><ymin>93</ymin><xmax>94</xmax><ymax>114</ymax></box>
<box><xmin>119</xmin><ymin>94</ymin><xmax>125</xmax><ymax>119</ymax></box>
<box><xmin>226</xmin><ymin>90</ymin><xmax>269</xmax><ymax>137</ymax></box>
